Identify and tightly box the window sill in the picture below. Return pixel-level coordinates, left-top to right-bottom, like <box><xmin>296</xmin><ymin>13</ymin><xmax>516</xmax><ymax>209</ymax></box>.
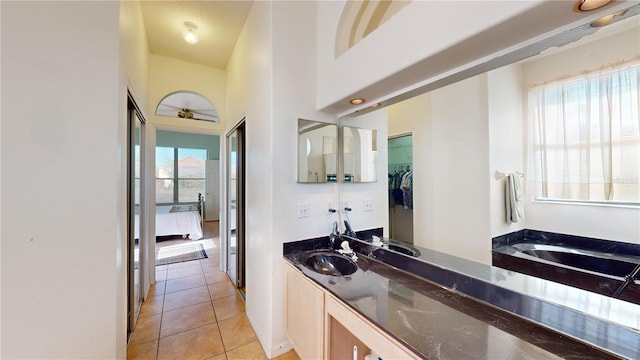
<box><xmin>531</xmin><ymin>198</ymin><xmax>640</xmax><ymax>209</ymax></box>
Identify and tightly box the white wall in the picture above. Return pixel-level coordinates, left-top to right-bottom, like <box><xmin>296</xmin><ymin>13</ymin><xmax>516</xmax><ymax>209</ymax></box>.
<box><xmin>384</xmin><ymin>67</ymin><xmax>525</xmax><ymax>262</ymax></box>
<box><xmin>224</xmin><ymin>1</ymin><xmax>275</xmax><ymax>356</ymax></box>
<box><xmin>120</xmin><ymin>0</ymin><xmax>150</xmax><ymax>110</ymax></box>
<box><xmin>488</xmin><ymin>64</ymin><xmax>526</xmax><ymax>237</ymax></box>
<box><xmin>148</xmin><ymin>54</ymin><xmax>227</xmax><ymax>135</ymax></box>
<box><xmin>426</xmin><ymin>75</ymin><xmax>492</xmax><ymax>264</ymax></box>
<box><xmin>225</xmin><ymin>2</ymin><xmax>340</xmax><ymax>357</ymax></box>
<box><xmin>1</xmin><ymin>2</ymin><xmax>123</xmax><ymax>358</ymax></box>
<box><xmin>339</xmin><ymin>111</ymin><xmax>389</xmax><ymax>236</ymax></box>
<box><xmin>386</xmin><ymin>76</ymin><xmax>494</xmax><ymax>264</ymax></box>
<box><xmin>387</xmin><ymin>94</ymin><xmax>424</xmax><ymax>138</ymax></box>
<box><xmin>271</xmin><ymin>2</ymin><xmax>340</xmax><ymax>355</ymax></box>
<box><xmin>120</xmin><ymin>0</ymin><xmax>155</xmax><ymax>323</ymax></box>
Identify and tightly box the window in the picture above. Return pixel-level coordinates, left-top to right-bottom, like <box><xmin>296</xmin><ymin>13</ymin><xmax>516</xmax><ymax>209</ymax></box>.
<box><xmin>156</xmin><ymin>147</ymin><xmax>207</xmax><ymax>204</ymax></box>
<box><xmin>530</xmin><ymin>60</ymin><xmax>639</xmax><ymax>204</ymax></box>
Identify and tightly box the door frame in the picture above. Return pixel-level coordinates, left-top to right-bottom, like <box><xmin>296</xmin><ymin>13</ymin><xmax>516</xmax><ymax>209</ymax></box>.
<box><xmin>205</xmin><ymin>160</ymin><xmax>220</xmax><ymax>221</ymax></box>
<box><xmin>387</xmin><ymin>132</ymin><xmax>414</xmax><ymax>242</ymax></box>
<box><xmin>127</xmin><ymin>91</ymin><xmax>146</xmax><ymax>340</ymax></box>
<box><xmin>225</xmin><ymin>119</ymin><xmax>246</xmax><ymax>295</ymax></box>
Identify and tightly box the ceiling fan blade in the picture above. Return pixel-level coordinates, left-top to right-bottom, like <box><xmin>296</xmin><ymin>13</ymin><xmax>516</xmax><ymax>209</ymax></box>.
<box><xmin>187</xmin><ymin>115</ymin><xmax>220</xmax><ymax>122</ymax></box>
<box><xmin>155</xmin><ymin>91</ymin><xmax>220</xmax><ymax>122</ymax></box>
<box><xmin>157</xmin><ymin>103</ymin><xmax>184</xmax><ymax>110</ymax></box>
<box><xmin>184</xmin><ymin>109</ymin><xmax>219</xmax><ymax>122</ymax></box>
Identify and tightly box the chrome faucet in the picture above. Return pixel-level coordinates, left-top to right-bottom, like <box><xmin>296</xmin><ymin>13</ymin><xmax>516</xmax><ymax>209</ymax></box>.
<box><xmin>329</xmin><ymin>221</ymin><xmax>341</xmax><ymax>249</ymax></box>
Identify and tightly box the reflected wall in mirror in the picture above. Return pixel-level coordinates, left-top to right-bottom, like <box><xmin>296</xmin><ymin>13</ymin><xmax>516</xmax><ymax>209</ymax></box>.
<box><xmin>298</xmin><ymin>119</ymin><xmax>338</xmax><ymax>183</ymax></box>
<box><xmin>342</xmin><ymin>126</ymin><xmax>378</xmax><ymax>183</ymax></box>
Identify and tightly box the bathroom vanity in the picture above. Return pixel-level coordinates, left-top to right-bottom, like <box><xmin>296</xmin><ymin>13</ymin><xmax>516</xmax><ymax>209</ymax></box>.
<box><xmin>284</xmin><ymin>261</ymin><xmax>417</xmax><ymax>359</ymax></box>
<box><xmin>283</xmin><ymin>236</ymin><xmax>639</xmax><ymax>359</ymax></box>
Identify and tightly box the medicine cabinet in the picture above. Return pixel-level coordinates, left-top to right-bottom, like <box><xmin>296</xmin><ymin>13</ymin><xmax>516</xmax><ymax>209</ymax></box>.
<box><xmin>297</xmin><ymin>119</ymin><xmax>378</xmax><ymax>184</ymax></box>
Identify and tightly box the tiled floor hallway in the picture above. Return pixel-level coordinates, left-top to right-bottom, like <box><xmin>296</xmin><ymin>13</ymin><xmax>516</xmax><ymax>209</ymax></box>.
<box><xmin>127</xmin><ymin>222</ymin><xmax>299</xmax><ymax>360</ymax></box>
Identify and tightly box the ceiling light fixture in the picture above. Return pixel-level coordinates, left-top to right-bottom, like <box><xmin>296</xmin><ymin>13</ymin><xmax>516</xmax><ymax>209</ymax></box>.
<box><xmin>350</xmin><ymin>98</ymin><xmax>365</xmax><ymax>105</ymax></box>
<box><xmin>574</xmin><ymin>0</ymin><xmax>614</xmax><ymax>12</ymax></box>
<box><xmin>369</xmin><ymin>103</ymin><xmax>381</xmax><ymax>108</ymax></box>
<box><xmin>183</xmin><ymin>21</ymin><xmax>199</xmax><ymax>44</ymax></box>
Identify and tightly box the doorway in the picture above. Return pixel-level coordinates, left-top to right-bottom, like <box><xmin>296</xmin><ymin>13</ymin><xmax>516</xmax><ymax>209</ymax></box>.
<box><xmin>388</xmin><ymin>134</ymin><xmax>414</xmax><ymax>243</ymax></box>
<box><xmin>226</xmin><ymin>120</ymin><xmax>246</xmax><ymax>295</ymax></box>
<box><xmin>127</xmin><ymin>93</ymin><xmax>145</xmax><ymax>340</ymax></box>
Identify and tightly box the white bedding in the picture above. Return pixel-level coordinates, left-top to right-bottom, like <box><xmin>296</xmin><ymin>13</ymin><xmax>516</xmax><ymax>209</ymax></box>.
<box><xmin>135</xmin><ymin>205</ymin><xmax>203</xmax><ymax>240</ymax></box>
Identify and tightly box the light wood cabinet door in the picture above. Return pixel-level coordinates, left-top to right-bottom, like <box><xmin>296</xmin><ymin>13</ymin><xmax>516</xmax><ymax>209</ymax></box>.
<box><xmin>325</xmin><ymin>293</ymin><xmax>419</xmax><ymax>360</ymax></box>
<box><xmin>284</xmin><ymin>262</ymin><xmax>324</xmax><ymax>360</ymax></box>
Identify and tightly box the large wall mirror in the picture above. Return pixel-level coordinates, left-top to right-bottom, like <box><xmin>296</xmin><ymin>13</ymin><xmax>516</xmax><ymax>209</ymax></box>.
<box><xmin>337</xmin><ymin>6</ymin><xmax>639</xmax><ymax>261</ymax></box>
<box><xmin>334</xmin><ymin>6</ymin><xmax>640</xmax><ymax>355</ymax></box>
<box><xmin>334</xmin><ymin>9</ymin><xmax>640</xmax><ymax>342</ymax></box>
<box><xmin>298</xmin><ymin>119</ymin><xmax>338</xmax><ymax>183</ymax></box>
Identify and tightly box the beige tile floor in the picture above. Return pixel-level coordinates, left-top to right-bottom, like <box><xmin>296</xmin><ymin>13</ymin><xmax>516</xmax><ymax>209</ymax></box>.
<box><xmin>128</xmin><ymin>222</ymin><xmax>300</xmax><ymax>360</ymax></box>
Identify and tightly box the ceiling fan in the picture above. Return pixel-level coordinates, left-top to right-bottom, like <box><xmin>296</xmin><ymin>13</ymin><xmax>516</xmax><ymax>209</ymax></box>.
<box><xmin>177</xmin><ymin>108</ymin><xmax>195</xmax><ymax>119</ymax></box>
<box><xmin>155</xmin><ymin>91</ymin><xmax>220</xmax><ymax>123</ymax></box>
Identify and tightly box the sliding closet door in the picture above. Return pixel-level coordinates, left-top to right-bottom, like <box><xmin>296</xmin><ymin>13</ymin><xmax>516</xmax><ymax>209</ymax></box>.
<box><xmin>226</xmin><ymin>120</ymin><xmax>245</xmax><ymax>295</ymax></box>
<box><xmin>127</xmin><ymin>94</ymin><xmax>145</xmax><ymax>340</ymax></box>
<box><xmin>236</xmin><ymin>123</ymin><xmax>245</xmax><ymax>294</ymax></box>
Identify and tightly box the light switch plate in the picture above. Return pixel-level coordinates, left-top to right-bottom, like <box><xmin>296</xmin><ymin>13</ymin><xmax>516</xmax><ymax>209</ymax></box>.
<box><xmin>363</xmin><ymin>199</ymin><xmax>374</xmax><ymax>212</ymax></box>
<box><xmin>297</xmin><ymin>203</ymin><xmax>310</xmax><ymax>218</ymax></box>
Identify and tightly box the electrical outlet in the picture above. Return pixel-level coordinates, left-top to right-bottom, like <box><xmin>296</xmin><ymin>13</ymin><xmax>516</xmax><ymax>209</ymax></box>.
<box><xmin>297</xmin><ymin>203</ymin><xmax>310</xmax><ymax>218</ymax></box>
<box><xmin>363</xmin><ymin>199</ymin><xmax>374</xmax><ymax>212</ymax></box>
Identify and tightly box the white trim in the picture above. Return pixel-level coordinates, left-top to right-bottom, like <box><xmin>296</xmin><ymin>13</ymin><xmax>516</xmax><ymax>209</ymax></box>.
<box><xmin>532</xmin><ymin>198</ymin><xmax>640</xmax><ymax>209</ymax></box>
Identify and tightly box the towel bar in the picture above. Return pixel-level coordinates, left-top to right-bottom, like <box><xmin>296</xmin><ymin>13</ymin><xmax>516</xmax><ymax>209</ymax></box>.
<box><xmin>495</xmin><ymin>170</ymin><xmax>524</xmax><ymax>179</ymax></box>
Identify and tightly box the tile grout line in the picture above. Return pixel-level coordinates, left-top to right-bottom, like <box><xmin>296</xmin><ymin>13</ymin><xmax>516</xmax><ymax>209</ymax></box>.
<box><xmin>134</xmin><ymin>225</ymin><xmax>233</xmax><ymax>359</ymax></box>
<box><xmin>155</xmin><ymin>263</ymin><xmax>166</xmax><ymax>360</ymax></box>
<box><xmin>203</xmin><ymin>264</ymin><xmax>229</xmax><ymax>355</ymax></box>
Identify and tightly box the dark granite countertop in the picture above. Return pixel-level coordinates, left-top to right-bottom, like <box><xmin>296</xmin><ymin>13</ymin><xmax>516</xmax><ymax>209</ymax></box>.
<box><xmin>284</xmin><ymin>239</ymin><xmax>627</xmax><ymax>359</ymax></box>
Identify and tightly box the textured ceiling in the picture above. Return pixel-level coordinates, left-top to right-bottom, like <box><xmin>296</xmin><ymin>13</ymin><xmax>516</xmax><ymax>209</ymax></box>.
<box><xmin>140</xmin><ymin>1</ymin><xmax>253</xmax><ymax>69</ymax></box>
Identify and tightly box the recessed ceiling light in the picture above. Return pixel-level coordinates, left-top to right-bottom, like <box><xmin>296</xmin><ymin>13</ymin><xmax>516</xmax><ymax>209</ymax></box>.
<box><xmin>369</xmin><ymin>103</ymin><xmax>381</xmax><ymax>108</ymax></box>
<box><xmin>350</xmin><ymin>98</ymin><xmax>365</xmax><ymax>105</ymax></box>
<box><xmin>574</xmin><ymin>0</ymin><xmax>614</xmax><ymax>12</ymax></box>
<box><xmin>183</xmin><ymin>22</ymin><xmax>199</xmax><ymax>44</ymax></box>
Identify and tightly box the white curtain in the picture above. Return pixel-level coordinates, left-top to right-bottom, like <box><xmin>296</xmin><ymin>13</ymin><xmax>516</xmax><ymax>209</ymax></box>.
<box><xmin>531</xmin><ymin>59</ymin><xmax>640</xmax><ymax>202</ymax></box>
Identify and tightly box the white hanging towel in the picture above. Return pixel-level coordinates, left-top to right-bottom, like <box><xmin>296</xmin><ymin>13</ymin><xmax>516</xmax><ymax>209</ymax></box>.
<box><xmin>506</xmin><ymin>173</ymin><xmax>525</xmax><ymax>223</ymax></box>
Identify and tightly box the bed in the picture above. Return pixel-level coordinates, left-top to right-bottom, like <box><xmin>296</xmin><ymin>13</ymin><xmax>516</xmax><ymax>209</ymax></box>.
<box><xmin>155</xmin><ymin>204</ymin><xmax>203</xmax><ymax>240</ymax></box>
<box><xmin>135</xmin><ymin>194</ymin><xmax>204</xmax><ymax>240</ymax></box>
